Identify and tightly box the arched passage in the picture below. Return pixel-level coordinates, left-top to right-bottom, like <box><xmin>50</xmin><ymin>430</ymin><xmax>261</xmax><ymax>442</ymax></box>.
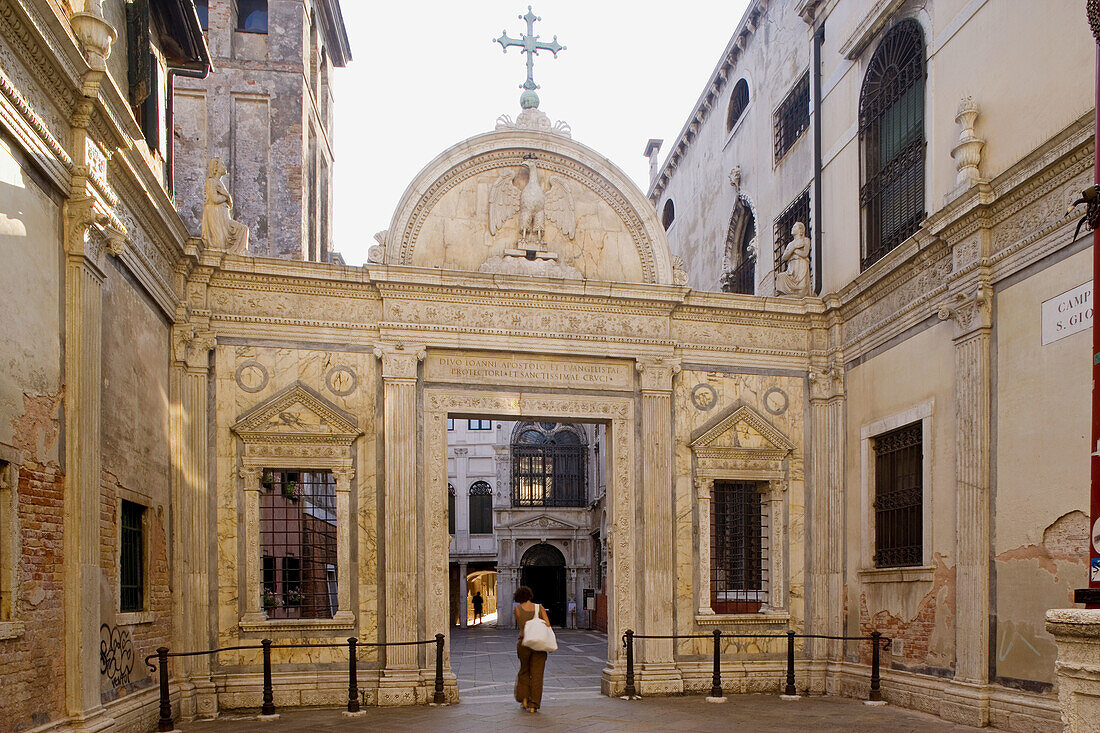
<box><xmin>520</xmin><ymin>543</ymin><xmax>567</xmax><ymax>626</ymax></box>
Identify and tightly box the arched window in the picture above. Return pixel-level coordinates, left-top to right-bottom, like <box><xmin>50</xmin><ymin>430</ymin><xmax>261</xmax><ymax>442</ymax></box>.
<box><xmin>237</xmin><ymin>0</ymin><xmax>268</xmax><ymax>33</ymax></box>
<box><xmin>468</xmin><ymin>481</ymin><xmax>493</xmax><ymax>535</ymax></box>
<box><xmin>721</xmin><ymin>197</ymin><xmax>756</xmax><ymax>294</ymax></box>
<box><xmin>859</xmin><ymin>19</ymin><xmax>925</xmax><ymax>270</ymax></box>
<box><xmin>448</xmin><ymin>484</ymin><xmax>455</xmax><ymax>535</ymax></box>
<box><xmin>726</xmin><ymin>79</ymin><xmax>750</xmax><ymax>133</ymax></box>
<box><xmin>511</xmin><ymin>423</ymin><xmax>587</xmax><ymax>507</ymax></box>
<box><xmin>662</xmin><ymin>199</ymin><xmax>675</xmax><ymax>230</ymax></box>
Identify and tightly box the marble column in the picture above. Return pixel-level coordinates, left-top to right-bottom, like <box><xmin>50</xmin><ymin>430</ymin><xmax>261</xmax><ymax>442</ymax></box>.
<box><xmin>378</xmin><ymin>347</ymin><xmax>423</xmax><ymax>675</ymax></box>
<box><xmin>637</xmin><ymin>360</ymin><xmax>679</xmax><ymax>685</ymax></box>
<box><xmin>808</xmin><ymin>358</ymin><xmax>844</xmax><ymax>661</ymax></box>
<box><xmin>458</xmin><ymin>563</ymin><xmax>468</xmax><ymax>628</ymax></box>
<box><xmin>332</xmin><ymin>468</ymin><xmax>356</xmax><ymax>625</ymax></box>
<box><xmin>766</xmin><ymin>481</ymin><xmax>787</xmax><ymax>612</ymax></box>
<box><xmin>939</xmin><ymin>284</ymin><xmax>993</xmax><ymax>725</ymax></box>
<box><xmin>169</xmin><ymin>324</ymin><xmax>216</xmax><ymax>715</ymax></box>
<box><xmin>61</xmin><ymin>194</ymin><xmax>107</xmax><ymax>726</ymax></box>
<box><xmin>695</xmin><ymin>479</ymin><xmax>714</xmax><ymax>617</ymax></box>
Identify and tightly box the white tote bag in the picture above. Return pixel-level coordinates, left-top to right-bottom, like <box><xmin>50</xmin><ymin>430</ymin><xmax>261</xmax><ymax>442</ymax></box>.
<box><xmin>522</xmin><ymin>604</ymin><xmax>558</xmax><ymax>652</ymax></box>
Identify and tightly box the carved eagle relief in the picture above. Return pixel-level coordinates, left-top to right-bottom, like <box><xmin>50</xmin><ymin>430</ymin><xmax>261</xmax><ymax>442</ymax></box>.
<box><xmin>488</xmin><ymin>159</ymin><xmax>576</xmax><ymax>241</ymax></box>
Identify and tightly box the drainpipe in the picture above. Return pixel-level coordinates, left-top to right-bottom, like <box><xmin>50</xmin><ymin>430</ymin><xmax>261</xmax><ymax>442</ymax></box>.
<box><xmin>812</xmin><ymin>22</ymin><xmax>824</xmax><ymax>295</ymax></box>
<box><xmin>166</xmin><ymin>65</ymin><xmax>210</xmax><ymax>194</ymax></box>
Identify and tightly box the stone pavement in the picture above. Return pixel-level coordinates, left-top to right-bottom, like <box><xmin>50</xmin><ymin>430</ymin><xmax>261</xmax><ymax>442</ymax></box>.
<box><xmin>180</xmin><ymin>625</ymin><xmax>982</xmax><ymax>732</ymax></box>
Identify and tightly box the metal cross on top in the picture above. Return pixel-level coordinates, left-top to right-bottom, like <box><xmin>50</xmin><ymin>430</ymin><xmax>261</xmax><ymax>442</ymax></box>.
<box><xmin>494</xmin><ymin>6</ymin><xmax>566</xmax><ymax>101</ymax></box>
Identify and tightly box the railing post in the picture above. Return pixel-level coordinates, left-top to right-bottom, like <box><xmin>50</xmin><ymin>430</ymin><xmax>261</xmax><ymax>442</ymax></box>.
<box><xmin>623</xmin><ymin>630</ymin><xmax>637</xmax><ymax>699</ymax></box>
<box><xmin>869</xmin><ymin>631</ymin><xmax>883</xmax><ymax>702</ymax></box>
<box><xmin>260</xmin><ymin>639</ymin><xmax>276</xmax><ymax>717</ymax></box>
<box><xmin>156</xmin><ymin>647</ymin><xmax>173</xmax><ymax>732</ymax></box>
<box><xmin>434</xmin><ymin>633</ymin><xmax>446</xmax><ymax>704</ymax></box>
<box><xmin>710</xmin><ymin>629</ymin><xmax>723</xmax><ymax>698</ymax></box>
<box><xmin>785</xmin><ymin>630</ymin><xmax>797</xmax><ymax>697</ymax></box>
<box><xmin>346</xmin><ymin>637</ymin><xmax>360</xmax><ymax>714</ymax></box>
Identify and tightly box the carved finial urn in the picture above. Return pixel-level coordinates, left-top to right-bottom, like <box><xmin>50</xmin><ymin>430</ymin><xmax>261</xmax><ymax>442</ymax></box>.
<box><xmin>951</xmin><ymin>97</ymin><xmax>985</xmax><ymax>187</ymax></box>
<box><xmin>70</xmin><ymin>0</ymin><xmax>116</xmax><ymax>71</ymax></box>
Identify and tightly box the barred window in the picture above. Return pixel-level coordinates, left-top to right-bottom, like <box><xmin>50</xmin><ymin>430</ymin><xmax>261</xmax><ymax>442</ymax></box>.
<box><xmin>511</xmin><ymin>424</ymin><xmax>587</xmax><ymax>507</ymax></box>
<box><xmin>727</xmin><ymin>78</ymin><xmax>750</xmax><ymax>133</ymax></box>
<box><xmin>721</xmin><ymin>197</ymin><xmax>756</xmax><ymax>294</ymax></box>
<box><xmin>120</xmin><ymin>500</ymin><xmax>145</xmax><ymax>613</ymax></box>
<box><xmin>859</xmin><ymin>20</ymin><xmax>925</xmax><ymax>270</ymax></box>
<box><xmin>774</xmin><ymin>190</ymin><xmax>810</xmax><ymax>275</ymax></box>
<box><xmin>259</xmin><ymin>470</ymin><xmax>337</xmax><ymax>619</ymax></box>
<box><xmin>448</xmin><ymin>483</ymin><xmax>456</xmax><ymax>535</ymax></box>
<box><xmin>873</xmin><ymin>423</ymin><xmax>923</xmax><ymax>568</ymax></box>
<box><xmin>774</xmin><ymin>73</ymin><xmax>809</xmax><ymax>160</ymax></box>
<box><xmin>468</xmin><ymin>481</ymin><xmax>493</xmax><ymax>535</ymax></box>
<box><xmin>711</xmin><ymin>481</ymin><xmax>767</xmax><ymax>613</ymax></box>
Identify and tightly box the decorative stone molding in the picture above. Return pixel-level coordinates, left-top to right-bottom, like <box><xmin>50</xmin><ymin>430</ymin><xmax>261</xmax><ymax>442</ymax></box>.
<box><xmin>935</xmin><ymin>282</ymin><xmax>992</xmax><ymax>339</ymax></box>
<box><xmin>232</xmin><ymin>383</ymin><xmax>362</xmax><ymax>630</ymax></box>
<box><xmin>495</xmin><ymin>108</ymin><xmax>572</xmax><ymax>137</ymax></box>
<box><xmin>69</xmin><ymin>0</ymin><xmax>116</xmax><ymax>71</ymax></box>
<box><xmin>636</xmin><ymin>358</ymin><xmax>680</xmax><ymax>393</ymax></box>
<box><xmin>375</xmin><ymin>345</ymin><xmax>425</xmax><ymax>382</ymax></box>
<box><xmin>172</xmin><ymin>324</ymin><xmax>216</xmax><ymax>370</ymax></box>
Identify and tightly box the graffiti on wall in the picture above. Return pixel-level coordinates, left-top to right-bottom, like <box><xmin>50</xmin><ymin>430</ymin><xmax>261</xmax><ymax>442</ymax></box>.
<box><xmin>99</xmin><ymin>624</ymin><xmax>134</xmax><ymax>688</ymax></box>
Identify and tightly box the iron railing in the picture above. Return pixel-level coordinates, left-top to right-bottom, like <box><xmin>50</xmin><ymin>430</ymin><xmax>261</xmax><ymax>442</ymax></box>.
<box><xmin>620</xmin><ymin>628</ymin><xmax>889</xmax><ymax>702</ymax></box>
<box><xmin>144</xmin><ymin>634</ymin><xmax>446</xmax><ymax>731</ymax></box>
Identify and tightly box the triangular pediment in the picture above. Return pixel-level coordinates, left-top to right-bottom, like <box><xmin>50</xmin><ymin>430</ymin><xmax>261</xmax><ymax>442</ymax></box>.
<box><xmin>507</xmin><ymin>514</ymin><xmax>581</xmax><ymax>532</ymax></box>
<box><xmin>232</xmin><ymin>382</ymin><xmax>360</xmax><ymax>441</ymax></box>
<box><xmin>690</xmin><ymin>404</ymin><xmax>794</xmax><ymax>456</ymax></box>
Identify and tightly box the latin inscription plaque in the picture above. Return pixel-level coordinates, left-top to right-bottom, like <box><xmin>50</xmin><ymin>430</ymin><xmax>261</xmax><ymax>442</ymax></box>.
<box><xmin>424</xmin><ymin>352</ymin><xmax>633</xmax><ymax>391</ymax></box>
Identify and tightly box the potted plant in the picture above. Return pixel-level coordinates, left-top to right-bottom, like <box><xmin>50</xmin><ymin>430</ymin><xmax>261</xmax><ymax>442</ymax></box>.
<box><xmin>285</xmin><ymin>589</ymin><xmax>302</xmax><ymax>606</ymax></box>
<box><xmin>282</xmin><ymin>480</ymin><xmax>300</xmax><ymax>501</ymax></box>
<box><xmin>261</xmin><ymin>471</ymin><xmax>274</xmax><ymax>490</ymax></box>
<box><xmin>262</xmin><ymin>589</ymin><xmax>280</xmax><ymax>609</ymax></box>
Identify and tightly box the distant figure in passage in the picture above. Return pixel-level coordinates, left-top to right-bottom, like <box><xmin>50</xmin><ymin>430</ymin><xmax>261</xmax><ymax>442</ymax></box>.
<box><xmin>202</xmin><ymin>158</ymin><xmax>249</xmax><ymax>254</ymax></box>
<box><xmin>472</xmin><ymin>591</ymin><xmax>484</xmax><ymax>624</ymax></box>
<box><xmin>775</xmin><ymin>221</ymin><xmax>811</xmax><ymax>296</ymax></box>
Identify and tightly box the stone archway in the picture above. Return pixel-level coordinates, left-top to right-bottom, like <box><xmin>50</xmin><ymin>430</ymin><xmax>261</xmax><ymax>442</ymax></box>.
<box><xmin>520</xmin><ymin>543</ymin><xmax>567</xmax><ymax>626</ymax></box>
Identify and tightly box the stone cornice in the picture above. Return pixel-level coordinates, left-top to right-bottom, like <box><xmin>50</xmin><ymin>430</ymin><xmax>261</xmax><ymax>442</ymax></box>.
<box><xmin>647</xmin><ymin>0</ymin><xmax>768</xmax><ymax>201</ymax></box>
<box><xmin>0</xmin><ymin>0</ymin><xmax>82</xmax><ymax>120</ymax></box>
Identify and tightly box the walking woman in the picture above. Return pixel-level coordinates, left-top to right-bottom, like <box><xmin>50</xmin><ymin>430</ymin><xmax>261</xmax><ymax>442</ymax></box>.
<box><xmin>513</xmin><ymin>585</ymin><xmax>551</xmax><ymax>713</ymax></box>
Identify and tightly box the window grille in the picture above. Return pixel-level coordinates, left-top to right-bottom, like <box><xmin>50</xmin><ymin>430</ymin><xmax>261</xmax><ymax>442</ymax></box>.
<box><xmin>259</xmin><ymin>470</ymin><xmax>337</xmax><ymax>619</ymax></box>
<box><xmin>469</xmin><ymin>481</ymin><xmax>493</xmax><ymax>534</ymax></box>
<box><xmin>120</xmin><ymin>500</ymin><xmax>145</xmax><ymax>612</ymax></box>
<box><xmin>873</xmin><ymin>422</ymin><xmax>923</xmax><ymax>568</ymax></box>
<box><xmin>448</xmin><ymin>483</ymin><xmax>456</xmax><ymax>535</ymax></box>
<box><xmin>859</xmin><ymin>20</ymin><xmax>925</xmax><ymax>270</ymax></box>
<box><xmin>774</xmin><ymin>73</ymin><xmax>809</xmax><ymax>160</ymax></box>
<box><xmin>774</xmin><ymin>190</ymin><xmax>810</xmax><ymax>275</ymax></box>
<box><xmin>721</xmin><ymin>199</ymin><xmax>756</xmax><ymax>294</ymax></box>
<box><xmin>711</xmin><ymin>481</ymin><xmax>767</xmax><ymax>613</ymax></box>
<box><xmin>511</xmin><ymin>426</ymin><xmax>587</xmax><ymax>507</ymax></box>
<box><xmin>468</xmin><ymin>419</ymin><xmax>492</xmax><ymax>431</ymax></box>
<box><xmin>727</xmin><ymin>78</ymin><xmax>750</xmax><ymax>132</ymax></box>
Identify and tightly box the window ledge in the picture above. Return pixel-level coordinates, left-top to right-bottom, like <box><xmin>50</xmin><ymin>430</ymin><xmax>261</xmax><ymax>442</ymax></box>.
<box><xmin>116</xmin><ymin>611</ymin><xmax>156</xmax><ymax>626</ymax></box>
<box><xmin>0</xmin><ymin>620</ymin><xmax>25</xmax><ymax>639</ymax></box>
<box><xmin>239</xmin><ymin>612</ymin><xmax>355</xmax><ymax>634</ymax></box>
<box><xmin>858</xmin><ymin>566</ymin><xmax>935</xmax><ymax>584</ymax></box>
<box><xmin>695</xmin><ymin>611</ymin><xmax>790</xmax><ymax>625</ymax></box>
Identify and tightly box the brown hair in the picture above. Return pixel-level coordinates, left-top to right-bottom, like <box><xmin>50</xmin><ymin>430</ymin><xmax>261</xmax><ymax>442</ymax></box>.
<box><xmin>513</xmin><ymin>585</ymin><xmax>534</xmax><ymax>603</ymax></box>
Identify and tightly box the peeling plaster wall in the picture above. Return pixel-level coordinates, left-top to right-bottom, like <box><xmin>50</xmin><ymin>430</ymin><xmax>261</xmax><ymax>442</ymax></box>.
<box><xmin>0</xmin><ymin>133</ymin><xmax>66</xmax><ymax>732</ymax></box>
<box><xmin>994</xmin><ymin>249</ymin><xmax>1091</xmax><ymax>688</ymax></box>
<box><xmin>845</xmin><ymin>320</ymin><xmax>957</xmax><ymax>674</ymax></box>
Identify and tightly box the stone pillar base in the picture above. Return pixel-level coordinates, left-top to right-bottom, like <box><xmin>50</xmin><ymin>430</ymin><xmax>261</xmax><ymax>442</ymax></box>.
<box><xmin>939</xmin><ymin>680</ymin><xmax>990</xmax><ymax>727</ymax></box>
<box><xmin>636</xmin><ymin>663</ymin><xmax>685</xmax><ymax>695</ymax></box>
<box><xmin>1047</xmin><ymin>608</ymin><xmax>1100</xmax><ymax>733</ymax></box>
<box><xmin>193</xmin><ymin>678</ymin><xmax>219</xmax><ymax>720</ymax></box>
<box><xmin>377</xmin><ymin>670</ymin><xmax>424</xmax><ymax>706</ymax></box>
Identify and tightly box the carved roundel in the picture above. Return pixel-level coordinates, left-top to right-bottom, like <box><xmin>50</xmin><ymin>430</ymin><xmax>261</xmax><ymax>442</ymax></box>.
<box><xmin>763</xmin><ymin>387</ymin><xmax>789</xmax><ymax>416</ymax></box>
<box><xmin>690</xmin><ymin>383</ymin><xmax>718</xmax><ymax>411</ymax></box>
<box><xmin>235</xmin><ymin>361</ymin><xmax>269</xmax><ymax>393</ymax></box>
<box><xmin>326</xmin><ymin>366</ymin><xmax>358</xmax><ymax>397</ymax></box>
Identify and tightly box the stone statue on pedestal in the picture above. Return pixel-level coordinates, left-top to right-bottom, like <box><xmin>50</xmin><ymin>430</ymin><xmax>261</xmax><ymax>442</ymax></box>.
<box><xmin>775</xmin><ymin>222</ymin><xmax>811</xmax><ymax>297</ymax></box>
<box><xmin>201</xmin><ymin>158</ymin><xmax>249</xmax><ymax>254</ymax></box>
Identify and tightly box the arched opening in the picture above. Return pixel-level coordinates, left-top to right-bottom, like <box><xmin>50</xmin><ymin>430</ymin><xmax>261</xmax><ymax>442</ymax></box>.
<box><xmin>511</xmin><ymin>423</ymin><xmax>587</xmax><ymax>507</ymax></box>
<box><xmin>726</xmin><ymin>78</ymin><xmax>750</xmax><ymax>132</ymax></box>
<box><xmin>859</xmin><ymin>19</ymin><xmax>925</xmax><ymax>270</ymax></box>
<box><xmin>661</xmin><ymin>199</ymin><xmax>675</xmax><ymax>230</ymax></box>
<box><xmin>468</xmin><ymin>480</ymin><xmax>493</xmax><ymax>534</ymax></box>
<box><xmin>721</xmin><ymin>196</ymin><xmax>756</xmax><ymax>294</ymax></box>
<box><xmin>520</xmin><ymin>543</ymin><xmax>567</xmax><ymax>626</ymax></box>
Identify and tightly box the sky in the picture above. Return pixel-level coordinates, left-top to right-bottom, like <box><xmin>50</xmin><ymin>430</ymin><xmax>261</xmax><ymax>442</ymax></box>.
<box><xmin>332</xmin><ymin>1</ymin><xmax>751</xmax><ymax>266</ymax></box>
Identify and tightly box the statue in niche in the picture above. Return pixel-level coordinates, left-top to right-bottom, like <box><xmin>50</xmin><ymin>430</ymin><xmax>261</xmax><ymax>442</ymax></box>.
<box><xmin>488</xmin><ymin>157</ymin><xmax>576</xmax><ymax>245</ymax></box>
<box><xmin>775</xmin><ymin>221</ymin><xmax>811</xmax><ymax>297</ymax></box>
<box><xmin>201</xmin><ymin>158</ymin><xmax>249</xmax><ymax>254</ymax></box>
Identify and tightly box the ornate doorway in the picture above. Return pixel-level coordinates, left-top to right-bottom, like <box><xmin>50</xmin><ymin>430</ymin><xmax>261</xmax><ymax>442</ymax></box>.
<box><xmin>520</xmin><ymin>543</ymin><xmax>567</xmax><ymax>625</ymax></box>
